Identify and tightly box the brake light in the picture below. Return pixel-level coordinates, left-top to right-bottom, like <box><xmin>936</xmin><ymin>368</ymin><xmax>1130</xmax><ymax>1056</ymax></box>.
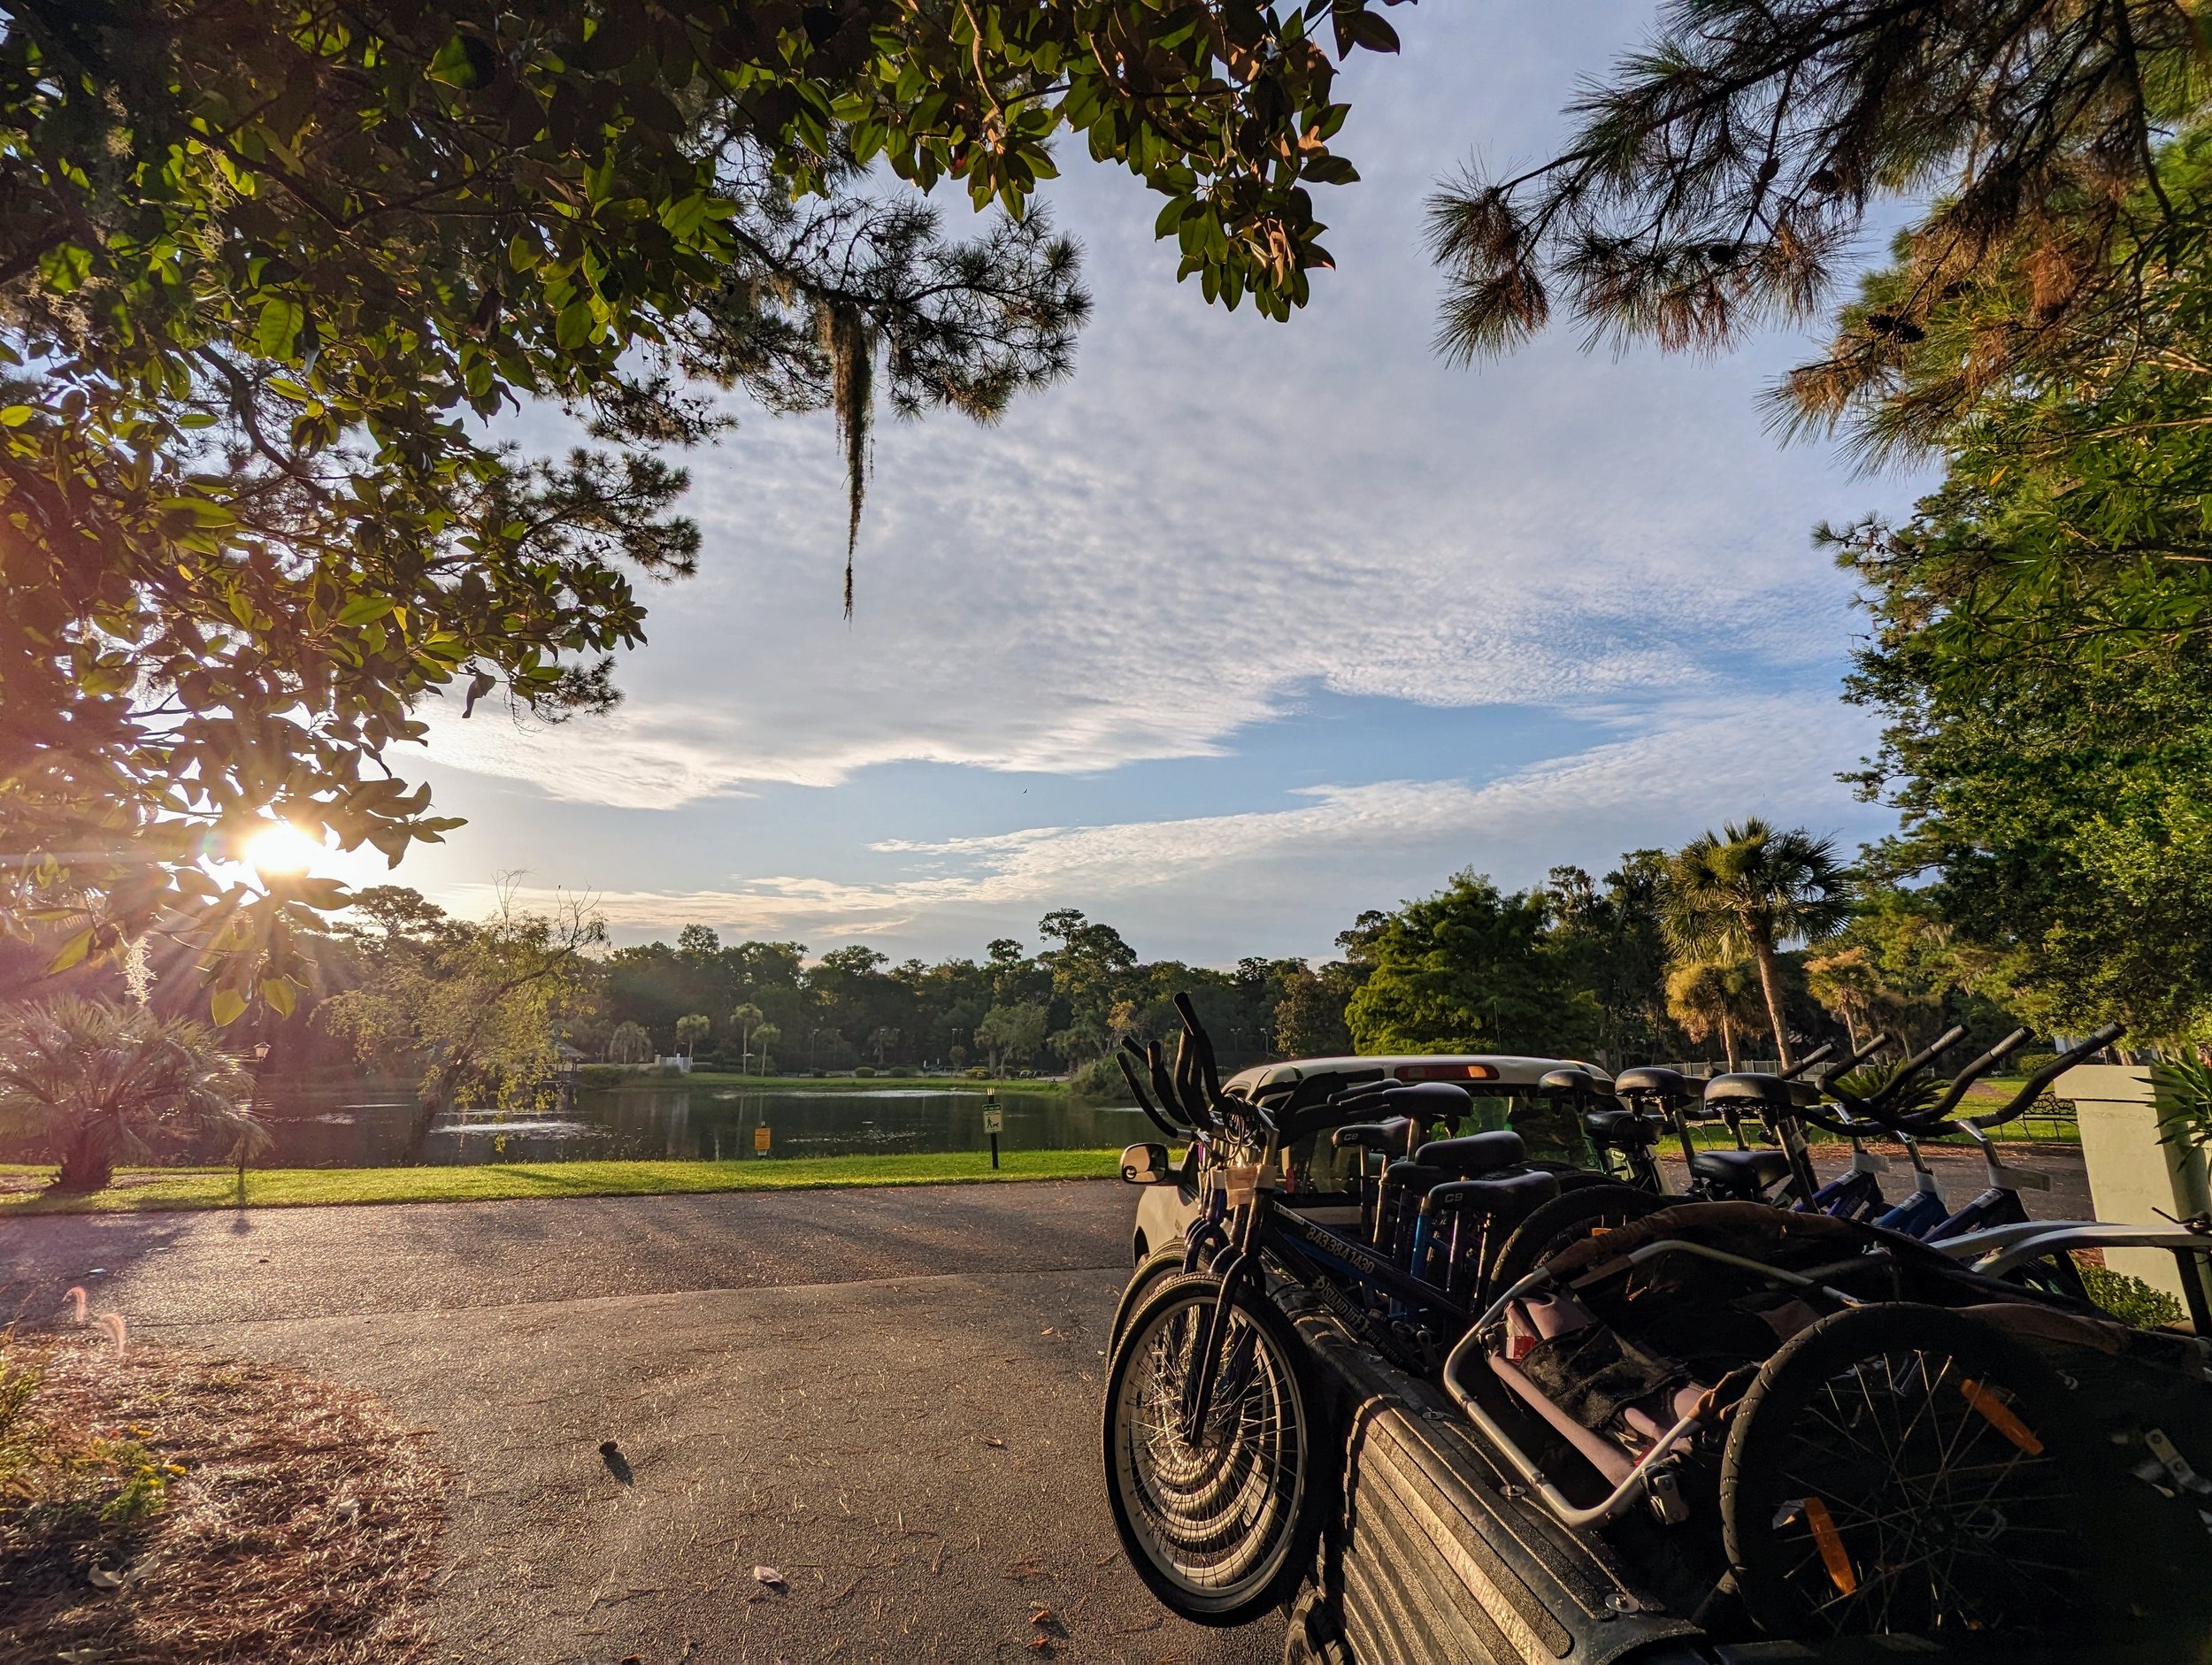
<box><xmin>1397</xmin><ymin>1062</ymin><xmax>1499</xmax><ymax>1082</ymax></box>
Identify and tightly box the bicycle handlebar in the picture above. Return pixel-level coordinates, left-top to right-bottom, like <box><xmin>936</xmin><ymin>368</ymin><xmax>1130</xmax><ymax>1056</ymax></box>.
<box><xmin>1963</xmin><ymin>1023</ymin><xmax>2124</xmax><ymax>1132</ymax></box>
<box><xmin>1813</xmin><ymin>1030</ymin><xmax>1895</xmax><ymax>1089</ymax></box>
<box><xmin>1799</xmin><ymin>1024</ymin><xmax>1967</xmax><ymax>1136</ymax></box>
<box><xmin>1896</xmin><ymin>1026</ymin><xmax>2034</xmax><ymax>1131</ymax></box>
<box><xmin>1778</xmin><ymin>1040</ymin><xmax>1838</xmax><ymax>1082</ymax></box>
<box><xmin>1117</xmin><ymin>1046</ymin><xmax>1188</xmax><ymax>1142</ymax></box>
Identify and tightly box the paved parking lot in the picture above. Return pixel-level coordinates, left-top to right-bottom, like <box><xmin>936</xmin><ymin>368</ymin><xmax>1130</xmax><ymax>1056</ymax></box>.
<box><xmin>0</xmin><ymin>1182</ymin><xmax>1277</xmax><ymax>1665</ymax></box>
<box><xmin>0</xmin><ymin>1147</ymin><xmax>2093</xmax><ymax>1663</ymax></box>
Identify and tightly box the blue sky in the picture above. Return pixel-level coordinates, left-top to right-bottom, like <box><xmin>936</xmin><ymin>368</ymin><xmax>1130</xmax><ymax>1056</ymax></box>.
<box><xmin>326</xmin><ymin>1</ymin><xmax>1932</xmax><ymax>965</ymax></box>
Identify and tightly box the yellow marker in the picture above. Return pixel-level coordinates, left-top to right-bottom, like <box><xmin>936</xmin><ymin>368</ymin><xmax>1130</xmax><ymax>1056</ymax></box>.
<box><xmin>1802</xmin><ymin>1497</ymin><xmax>1859</xmax><ymax>1597</ymax></box>
<box><xmin>1959</xmin><ymin>1378</ymin><xmax>2044</xmax><ymax>1454</ymax></box>
<box><xmin>754</xmin><ymin>1125</ymin><xmax>772</xmax><ymax>1154</ymax></box>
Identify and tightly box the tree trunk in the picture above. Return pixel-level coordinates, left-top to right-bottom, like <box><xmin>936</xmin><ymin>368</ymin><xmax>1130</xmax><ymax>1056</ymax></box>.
<box><xmin>1721</xmin><ymin>1012</ymin><xmax>1740</xmax><ymax>1074</ymax></box>
<box><xmin>50</xmin><ymin>1121</ymin><xmax>115</xmax><ymax>1195</ymax></box>
<box><xmin>1751</xmin><ymin>938</ymin><xmax>1793</xmax><ymax>1070</ymax></box>
<box><xmin>1841</xmin><ymin>1008</ymin><xmax>1860</xmax><ymax>1054</ymax></box>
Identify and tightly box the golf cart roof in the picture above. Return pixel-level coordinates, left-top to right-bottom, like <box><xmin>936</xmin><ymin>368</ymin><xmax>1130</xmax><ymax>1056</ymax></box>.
<box><xmin>1223</xmin><ymin>1055</ymin><xmax>1609</xmax><ymax>1097</ymax></box>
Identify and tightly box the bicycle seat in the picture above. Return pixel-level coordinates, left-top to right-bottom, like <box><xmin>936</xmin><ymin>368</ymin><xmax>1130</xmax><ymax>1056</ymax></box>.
<box><xmin>1584</xmin><ymin>1109</ymin><xmax>1659</xmax><ymax>1150</ymax></box>
<box><xmin>1332</xmin><ymin>1079</ymin><xmax>1471</xmax><ymax>1120</ymax></box>
<box><xmin>1332</xmin><ymin>1119</ymin><xmax>1410</xmax><ymax>1154</ymax></box>
<box><xmin>1538</xmin><ymin>1067</ymin><xmax>1611</xmax><ymax>1099</ymax></box>
<box><xmin>1702</xmin><ymin>1073</ymin><xmax>1798</xmax><ymax>1114</ymax></box>
<box><xmin>1412</xmin><ymin>1131</ymin><xmax>1525</xmax><ymax>1178</ymax></box>
<box><xmin>1615</xmin><ymin>1065</ymin><xmax>1690</xmax><ymax>1103</ymax></box>
<box><xmin>1421</xmin><ymin>1167</ymin><xmax>1558</xmax><ymax>1224</ymax></box>
<box><xmin>1687</xmin><ymin>1147</ymin><xmax>1793</xmax><ymax>1193</ymax></box>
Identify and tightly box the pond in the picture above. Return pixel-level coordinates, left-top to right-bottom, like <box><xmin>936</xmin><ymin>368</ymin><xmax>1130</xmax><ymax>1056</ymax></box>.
<box><xmin>11</xmin><ymin>1081</ymin><xmax>1156</xmax><ymax>1169</ymax></box>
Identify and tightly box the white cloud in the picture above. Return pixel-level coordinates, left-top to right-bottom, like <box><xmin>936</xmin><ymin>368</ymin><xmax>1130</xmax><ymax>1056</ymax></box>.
<box><xmin>441</xmin><ymin>693</ymin><xmax>1884</xmax><ymax>959</ymax></box>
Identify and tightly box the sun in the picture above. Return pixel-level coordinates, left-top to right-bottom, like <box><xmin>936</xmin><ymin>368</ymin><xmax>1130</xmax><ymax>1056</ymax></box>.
<box><xmin>242</xmin><ymin>822</ymin><xmax>323</xmax><ymax>877</ymax></box>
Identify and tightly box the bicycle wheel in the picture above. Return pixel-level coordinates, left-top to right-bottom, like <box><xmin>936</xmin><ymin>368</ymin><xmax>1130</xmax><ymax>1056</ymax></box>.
<box><xmin>1102</xmin><ymin>1270</ymin><xmax>1326</xmax><ymax>1626</ymax></box>
<box><xmin>1722</xmin><ymin>1302</ymin><xmax>2098</xmax><ymax>1641</ymax></box>
<box><xmin>1110</xmin><ymin>1239</ymin><xmax>1210</xmax><ymax>1356</ymax></box>
<box><xmin>1484</xmin><ymin>1183</ymin><xmax>1666</xmax><ymax>1301</ymax></box>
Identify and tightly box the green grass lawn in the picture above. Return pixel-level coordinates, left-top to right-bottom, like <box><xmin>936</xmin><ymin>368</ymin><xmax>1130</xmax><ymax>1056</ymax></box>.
<box><xmin>0</xmin><ymin>1148</ymin><xmax>1123</xmax><ymax>1216</ymax></box>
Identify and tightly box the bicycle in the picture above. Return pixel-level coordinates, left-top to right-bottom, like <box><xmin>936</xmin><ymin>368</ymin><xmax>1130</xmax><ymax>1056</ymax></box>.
<box><xmin>1102</xmin><ymin>998</ymin><xmax>1583</xmax><ymax>1622</ymax></box>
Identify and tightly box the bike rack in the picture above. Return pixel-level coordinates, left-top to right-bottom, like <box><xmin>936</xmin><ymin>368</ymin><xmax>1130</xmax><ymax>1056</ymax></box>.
<box><xmin>1438</xmin><ymin>1238</ymin><xmax>1867</xmax><ymax>1531</ymax></box>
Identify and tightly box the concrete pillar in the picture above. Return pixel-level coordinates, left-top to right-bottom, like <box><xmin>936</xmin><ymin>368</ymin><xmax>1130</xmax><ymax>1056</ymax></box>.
<box><xmin>2063</xmin><ymin>1063</ymin><xmax>2211</xmax><ymax>1304</ymax></box>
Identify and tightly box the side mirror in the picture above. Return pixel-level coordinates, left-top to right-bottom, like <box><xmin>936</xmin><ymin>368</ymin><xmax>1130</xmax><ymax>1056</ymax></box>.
<box><xmin>1119</xmin><ymin>1142</ymin><xmax>1172</xmax><ymax>1185</ymax></box>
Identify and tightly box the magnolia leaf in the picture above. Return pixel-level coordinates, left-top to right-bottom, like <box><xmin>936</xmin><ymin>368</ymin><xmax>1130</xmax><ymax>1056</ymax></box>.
<box><xmin>210</xmin><ymin>987</ymin><xmax>249</xmax><ymax>1027</ymax></box>
<box><xmin>46</xmin><ymin>928</ymin><xmax>95</xmax><ymax>972</ymax></box>
<box><xmin>335</xmin><ymin>595</ymin><xmax>392</xmax><ymax>627</ymax></box>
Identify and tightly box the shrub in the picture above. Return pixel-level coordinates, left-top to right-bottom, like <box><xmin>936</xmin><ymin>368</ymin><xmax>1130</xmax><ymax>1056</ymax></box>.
<box><xmin>964</xmin><ymin>1065</ymin><xmax>990</xmax><ymax>1079</ymax></box>
<box><xmin>0</xmin><ymin>997</ymin><xmax>261</xmax><ymax>1193</ymax></box>
<box><xmin>1069</xmin><ymin>1055</ymin><xmax>1129</xmax><ymax>1099</ymax></box>
<box><xmin>2010</xmin><ymin>1051</ymin><xmax>2058</xmax><ymax>1078</ymax></box>
<box><xmin>887</xmin><ymin>1065</ymin><xmax>914</xmax><ymax>1078</ymax></box>
<box><xmin>853</xmin><ymin>1065</ymin><xmax>876</xmax><ymax>1078</ymax></box>
<box><xmin>2081</xmin><ymin>1264</ymin><xmax>2187</xmax><ymax>1329</ymax></box>
<box><xmin>576</xmin><ymin>1064</ymin><xmax>628</xmax><ymax>1087</ymax></box>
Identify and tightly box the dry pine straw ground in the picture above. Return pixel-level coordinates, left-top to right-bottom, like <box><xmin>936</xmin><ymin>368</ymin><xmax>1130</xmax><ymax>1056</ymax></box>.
<box><xmin>0</xmin><ymin>1335</ymin><xmax>445</xmax><ymax>1662</ymax></box>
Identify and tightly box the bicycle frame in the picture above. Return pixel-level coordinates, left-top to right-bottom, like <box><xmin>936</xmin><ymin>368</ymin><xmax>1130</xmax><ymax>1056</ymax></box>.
<box><xmin>1176</xmin><ymin>1136</ymin><xmax>1466</xmax><ymax>1442</ymax></box>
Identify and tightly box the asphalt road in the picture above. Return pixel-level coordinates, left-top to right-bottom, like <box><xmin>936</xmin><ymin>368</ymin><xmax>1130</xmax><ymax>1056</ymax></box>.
<box><xmin>0</xmin><ymin>1147</ymin><xmax>2094</xmax><ymax>1665</ymax></box>
<box><xmin>0</xmin><ymin>1182</ymin><xmax>1276</xmax><ymax>1665</ymax></box>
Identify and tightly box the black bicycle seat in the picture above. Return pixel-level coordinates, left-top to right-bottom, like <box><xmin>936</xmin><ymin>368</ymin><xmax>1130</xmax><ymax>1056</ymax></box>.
<box><xmin>1688</xmin><ymin>1147</ymin><xmax>1793</xmax><ymax>1193</ymax></box>
<box><xmin>1584</xmin><ymin>1109</ymin><xmax>1659</xmax><ymax>1149</ymax></box>
<box><xmin>1333</xmin><ymin>1079</ymin><xmax>1473</xmax><ymax>1120</ymax></box>
<box><xmin>1420</xmin><ymin>1168</ymin><xmax>1559</xmax><ymax>1225</ymax></box>
<box><xmin>1332</xmin><ymin>1119</ymin><xmax>1410</xmax><ymax>1154</ymax></box>
<box><xmin>1702</xmin><ymin>1072</ymin><xmax>1798</xmax><ymax>1113</ymax></box>
<box><xmin>1614</xmin><ymin>1065</ymin><xmax>1690</xmax><ymax>1103</ymax></box>
<box><xmin>1411</xmin><ymin>1131</ymin><xmax>1525</xmax><ymax>1178</ymax></box>
<box><xmin>1538</xmin><ymin>1067</ymin><xmax>1610</xmax><ymax>1099</ymax></box>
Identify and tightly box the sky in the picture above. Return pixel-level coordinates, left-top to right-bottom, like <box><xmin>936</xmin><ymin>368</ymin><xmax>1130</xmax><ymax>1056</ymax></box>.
<box><xmin>317</xmin><ymin>2</ymin><xmax>1934</xmax><ymax>966</ymax></box>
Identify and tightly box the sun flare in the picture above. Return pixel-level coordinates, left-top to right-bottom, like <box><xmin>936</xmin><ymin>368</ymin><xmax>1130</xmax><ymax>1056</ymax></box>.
<box><xmin>242</xmin><ymin>822</ymin><xmax>323</xmax><ymax>877</ymax></box>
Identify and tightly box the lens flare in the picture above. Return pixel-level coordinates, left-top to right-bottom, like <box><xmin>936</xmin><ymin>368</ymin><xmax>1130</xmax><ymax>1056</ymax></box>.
<box><xmin>243</xmin><ymin>822</ymin><xmax>321</xmax><ymax>876</ymax></box>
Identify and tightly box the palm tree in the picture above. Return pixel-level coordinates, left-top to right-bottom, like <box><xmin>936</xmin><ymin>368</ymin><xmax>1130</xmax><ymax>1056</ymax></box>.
<box><xmin>1663</xmin><ymin>819</ymin><xmax>1849</xmax><ymax>1070</ymax></box>
<box><xmin>675</xmin><ymin>1013</ymin><xmax>711</xmax><ymax>1059</ymax></box>
<box><xmin>1804</xmin><ymin>945</ymin><xmax>1883</xmax><ymax>1053</ymax></box>
<box><xmin>0</xmin><ymin>998</ymin><xmax>263</xmax><ymax>1194</ymax></box>
<box><xmin>1664</xmin><ymin>956</ymin><xmax>1764</xmax><ymax>1072</ymax></box>
<box><xmin>728</xmin><ymin>1002</ymin><xmax>764</xmax><ymax>1074</ymax></box>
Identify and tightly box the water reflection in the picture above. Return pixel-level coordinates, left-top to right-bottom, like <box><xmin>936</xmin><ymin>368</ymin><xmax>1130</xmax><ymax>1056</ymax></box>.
<box><xmin>0</xmin><ymin>1081</ymin><xmax>1152</xmax><ymax>1168</ymax></box>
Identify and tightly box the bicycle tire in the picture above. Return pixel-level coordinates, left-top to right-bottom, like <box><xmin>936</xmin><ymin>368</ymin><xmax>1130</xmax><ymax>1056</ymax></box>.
<box><xmin>1483</xmin><ymin>1183</ymin><xmax>1667</xmax><ymax>1301</ymax></box>
<box><xmin>1110</xmin><ymin>1239</ymin><xmax>1209</xmax><ymax>1357</ymax></box>
<box><xmin>1102</xmin><ymin>1270</ymin><xmax>1329</xmax><ymax>1626</ymax></box>
<box><xmin>1722</xmin><ymin>1302</ymin><xmax>2102</xmax><ymax>1641</ymax></box>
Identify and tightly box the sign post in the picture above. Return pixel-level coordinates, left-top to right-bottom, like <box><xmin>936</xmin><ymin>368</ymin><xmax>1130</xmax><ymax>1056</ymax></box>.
<box><xmin>754</xmin><ymin>1124</ymin><xmax>772</xmax><ymax>1157</ymax></box>
<box><xmin>984</xmin><ymin>1089</ymin><xmax>1002</xmax><ymax>1170</ymax></box>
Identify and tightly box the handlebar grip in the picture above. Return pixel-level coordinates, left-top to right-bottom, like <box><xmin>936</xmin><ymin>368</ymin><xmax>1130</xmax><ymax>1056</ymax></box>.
<box><xmin>1118</xmin><ymin>1050</ymin><xmax>1187</xmax><ymax>1141</ymax></box>
<box><xmin>1867</xmin><ymin>1024</ymin><xmax>1969</xmax><ymax>1112</ymax></box>
<box><xmin>1780</xmin><ymin>1040</ymin><xmax>1838</xmax><ymax>1082</ymax></box>
<box><xmin>1172</xmin><ymin>993</ymin><xmax>1225</xmax><ymax>1109</ymax></box>
<box><xmin>1814</xmin><ymin>1029</ymin><xmax>1894</xmax><ymax>1090</ymax></box>
<box><xmin>1969</xmin><ymin>1022</ymin><xmax>2125</xmax><ymax>1131</ymax></box>
<box><xmin>1913</xmin><ymin>1026</ymin><xmax>2034</xmax><ymax>1124</ymax></box>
